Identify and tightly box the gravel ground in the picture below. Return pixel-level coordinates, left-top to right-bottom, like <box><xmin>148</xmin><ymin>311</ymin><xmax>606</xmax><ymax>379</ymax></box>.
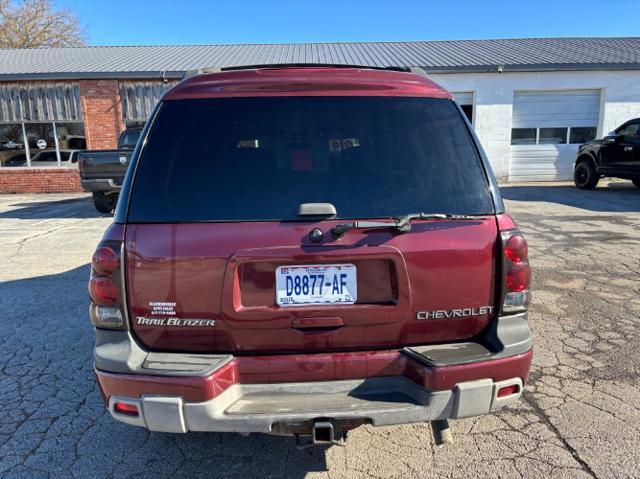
<box><xmin>0</xmin><ymin>182</ymin><xmax>639</xmax><ymax>478</ymax></box>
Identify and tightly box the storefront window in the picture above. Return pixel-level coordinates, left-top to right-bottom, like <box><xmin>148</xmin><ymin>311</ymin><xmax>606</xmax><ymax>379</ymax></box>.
<box><xmin>0</xmin><ymin>121</ymin><xmax>85</xmax><ymax>167</ymax></box>
<box><xmin>0</xmin><ymin>83</ymin><xmax>84</xmax><ymax>168</ymax></box>
<box><xmin>0</xmin><ymin>123</ymin><xmax>28</xmax><ymax>167</ymax></box>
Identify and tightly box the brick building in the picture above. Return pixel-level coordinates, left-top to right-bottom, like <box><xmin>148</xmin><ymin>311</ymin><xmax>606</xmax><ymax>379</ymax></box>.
<box><xmin>1</xmin><ymin>38</ymin><xmax>639</xmax><ymax>192</ymax></box>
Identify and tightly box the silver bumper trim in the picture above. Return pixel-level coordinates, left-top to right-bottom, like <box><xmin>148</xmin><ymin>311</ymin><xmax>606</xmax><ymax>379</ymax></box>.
<box><xmin>108</xmin><ymin>376</ymin><xmax>523</xmax><ymax>434</ymax></box>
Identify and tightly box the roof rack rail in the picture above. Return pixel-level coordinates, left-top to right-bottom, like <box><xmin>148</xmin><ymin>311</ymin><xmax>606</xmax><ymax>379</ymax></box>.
<box><xmin>409</xmin><ymin>66</ymin><xmax>429</xmax><ymax>77</ymax></box>
<box><xmin>182</xmin><ymin>66</ymin><xmax>222</xmax><ymax>79</ymax></box>
<box><xmin>182</xmin><ymin>63</ymin><xmax>414</xmax><ymax>78</ymax></box>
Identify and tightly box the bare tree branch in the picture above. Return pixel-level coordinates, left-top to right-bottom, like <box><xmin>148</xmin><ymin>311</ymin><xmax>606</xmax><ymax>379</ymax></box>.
<box><xmin>0</xmin><ymin>0</ymin><xmax>86</xmax><ymax>48</ymax></box>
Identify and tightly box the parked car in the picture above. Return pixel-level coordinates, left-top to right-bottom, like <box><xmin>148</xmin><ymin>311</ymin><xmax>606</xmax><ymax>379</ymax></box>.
<box><xmin>89</xmin><ymin>66</ymin><xmax>532</xmax><ymax>446</ymax></box>
<box><xmin>0</xmin><ymin>149</ymin><xmax>27</xmax><ymax>166</ymax></box>
<box><xmin>574</xmin><ymin>118</ymin><xmax>640</xmax><ymax>189</ymax></box>
<box><xmin>29</xmin><ymin>149</ymin><xmax>80</xmax><ymax>167</ymax></box>
<box><xmin>78</xmin><ymin>127</ymin><xmax>142</xmax><ymax>213</ymax></box>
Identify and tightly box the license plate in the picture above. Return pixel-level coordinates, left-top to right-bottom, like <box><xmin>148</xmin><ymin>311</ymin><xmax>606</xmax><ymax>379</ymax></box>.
<box><xmin>276</xmin><ymin>264</ymin><xmax>357</xmax><ymax>307</ymax></box>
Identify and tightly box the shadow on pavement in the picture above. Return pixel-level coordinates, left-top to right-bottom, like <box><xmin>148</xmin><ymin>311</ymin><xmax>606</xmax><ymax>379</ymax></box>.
<box><xmin>0</xmin><ymin>195</ymin><xmax>110</xmax><ymax>220</ymax></box>
<box><xmin>0</xmin><ymin>265</ymin><xmax>330</xmax><ymax>478</ymax></box>
<box><xmin>500</xmin><ymin>182</ymin><xmax>640</xmax><ymax>213</ymax></box>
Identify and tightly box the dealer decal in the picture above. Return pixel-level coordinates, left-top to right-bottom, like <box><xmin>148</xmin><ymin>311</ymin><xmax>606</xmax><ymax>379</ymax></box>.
<box><xmin>139</xmin><ymin>300</ymin><xmax>215</xmax><ymax>327</ymax></box>
<box><xmin>149</xmin><ymin>301</ymin><xmax>176</xmax><ymax>316</ymax></box>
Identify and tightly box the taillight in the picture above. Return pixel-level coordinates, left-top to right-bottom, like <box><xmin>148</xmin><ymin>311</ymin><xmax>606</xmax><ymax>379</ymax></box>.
<box><xmin>500</xmin><ymin>225</ymin><xmax>531</xmax><ymax>314</ymax></box>
<box><xmin>92</xmin><ymin>247</ymin><xmax>119</xmax><ymax>275</ymax></box>
<box><xmin>506</xmin><ymin>261</ymin><xmax>531</xmax><ymax>292</ymax></box>
<box><xmin>89</xmin><ymin>275</ymin><xmax>119</xmax><ymax>305</ymax></box>
<box><xmin>504</xmin><ymin>235</ymin><xmax>528</xmax><ymax>263</ymax></box>
<box><xmin>88</xmin><ymin>238</ymin><xmax>126</xmax><ymax>329</ymax></box>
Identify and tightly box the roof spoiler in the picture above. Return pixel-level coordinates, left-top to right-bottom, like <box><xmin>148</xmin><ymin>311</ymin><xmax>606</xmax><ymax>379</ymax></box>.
<box><xmin>182</xmin><ymin>64</ymin><xmax>428</xmax><ymax>79</ymax></box>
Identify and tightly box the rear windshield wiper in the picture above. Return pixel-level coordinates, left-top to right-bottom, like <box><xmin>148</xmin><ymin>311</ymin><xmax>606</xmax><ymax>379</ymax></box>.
<box><xmin>394</xmin><ymin>213</ymin><xmax>477</xmax><ymax>231</ymax></box>
<box><xmin>332</xmin><ymin>213</ymin><xmax>478</xmax><ymax>238</ymax></box>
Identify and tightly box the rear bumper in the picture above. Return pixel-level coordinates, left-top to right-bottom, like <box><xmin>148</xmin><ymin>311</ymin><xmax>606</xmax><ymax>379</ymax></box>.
<box><xmin>106</xmin><ymin>375</ymin><xmax>526</xmax><ymax>434</ymax></box>
<box><xmin>94</xmin><ymin>313</ymin><xmax>533</xmax><ymax>435</ymax></box>
<box><xmin>80</xmin><ymin>179</ymin><xmax>121</xmax><ymax>192</ymax></box>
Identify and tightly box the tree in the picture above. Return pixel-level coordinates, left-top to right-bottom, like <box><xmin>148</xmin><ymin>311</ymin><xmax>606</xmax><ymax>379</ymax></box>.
<box><xmin>0</xmin><ymin>0</ymin><xmax>86</xmax><ymax>48</ymax></box>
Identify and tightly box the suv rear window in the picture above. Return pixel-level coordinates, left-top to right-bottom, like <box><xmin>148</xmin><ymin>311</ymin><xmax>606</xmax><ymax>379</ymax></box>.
<box><xmin>128</xmin><ymin>97</ymin><xmax>493</xmax><ymax>222</ymax></box>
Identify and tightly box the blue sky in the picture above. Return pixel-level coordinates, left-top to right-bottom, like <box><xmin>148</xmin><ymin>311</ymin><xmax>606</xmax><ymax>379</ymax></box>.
<box><xmin>58</xmin><ymin>0</ymin><xmax>639</xmax><ymax>46</ymax></box>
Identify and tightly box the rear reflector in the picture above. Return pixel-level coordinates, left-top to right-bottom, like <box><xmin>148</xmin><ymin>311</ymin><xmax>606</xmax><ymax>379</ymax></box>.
<box><xmin>497</xmin><ymin>384</ymin><xmax>519</xmax><ymax>398</ymax></box>
<box><xmin>114</xmin><ymin>402</ymin><xmax>139</xmax><ymax>416</ymax></box>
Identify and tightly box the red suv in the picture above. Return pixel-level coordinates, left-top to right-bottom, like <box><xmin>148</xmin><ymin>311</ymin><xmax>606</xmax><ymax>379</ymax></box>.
<box><xmin>89</xmin><ymin>66</ymin><xmax>532</xmax><ymax>445</ymax></box>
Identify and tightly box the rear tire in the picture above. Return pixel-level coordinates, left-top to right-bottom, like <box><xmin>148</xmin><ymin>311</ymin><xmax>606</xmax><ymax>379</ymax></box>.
<box><xmin>632</xmin><ymin>178</ymin><xmax>640</xmax><ymax>188</ymax></box>
<box><xmin>92</xmin><ymin>191</ymin><xmax>118</xmax><ymax>214</ymax></box>
<box><xmin>574</xmin><ymin>161</ymin><xmax>599</xmax><ymax>189</ymax></box>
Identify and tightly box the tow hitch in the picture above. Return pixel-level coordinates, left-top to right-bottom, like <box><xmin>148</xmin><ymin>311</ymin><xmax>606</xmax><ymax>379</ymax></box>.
<box><xmin>295</xmin><ymin>420</ymin><xmax>348</xmax><ymax>448</ymax></box>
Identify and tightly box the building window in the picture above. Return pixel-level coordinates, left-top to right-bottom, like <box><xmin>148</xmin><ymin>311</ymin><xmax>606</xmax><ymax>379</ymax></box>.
<box><xmin>539</xmin><ymin>127</ymin><xmax>568</xmax><ymax>145</ymax></box>
<box><xmin>569</xmin><ymin>127</ymin><xmax>597</xmax><ymax>144</ymax></box>
<box><xmin>0</xmin><ymin>83</ymin><xmax>85</xmax><ymax>168</ymax></box>
<box><xmin>0</xmin><ymin>123</ymin><xmax>27</xmax><ymax>167</ymax></box>
<box><xmin>0</xmin><ymin>121</ymin><xmax>85</xmax><ymax>167</ymax></box>
<box><xmin>511</xmin><ymin>126</ymin><xmax>597</xmax><ymax>145</ymax></box>
<box><xmin>510</xmin><ymin>128</ymin><xmax>537</xmax><ymax>145</ymax></box>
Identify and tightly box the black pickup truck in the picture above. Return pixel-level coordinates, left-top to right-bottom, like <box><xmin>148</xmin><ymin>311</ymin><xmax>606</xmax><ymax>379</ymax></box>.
<box><xmin>79</xmin><ymin>128</ymin><xmax>141</xmax><ymax>213</ymax></box>
<box><xmin>574</xmin><ymin>118</ymin><xmax>640</xmax><ymax>189</ymax></box>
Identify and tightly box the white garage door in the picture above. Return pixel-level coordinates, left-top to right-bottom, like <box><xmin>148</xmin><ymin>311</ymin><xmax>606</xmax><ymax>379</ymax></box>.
<box><xmin>509</xmin><ymin>90</ymin><xmax>601</xmax><ymax>182</ymax></box>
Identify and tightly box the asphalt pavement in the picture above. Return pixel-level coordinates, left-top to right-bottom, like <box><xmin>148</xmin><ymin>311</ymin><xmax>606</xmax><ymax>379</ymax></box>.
<box><xmin>0</xmin><ymin>182</ymin><xmax>639</xmax><ymax>478</ymax></box>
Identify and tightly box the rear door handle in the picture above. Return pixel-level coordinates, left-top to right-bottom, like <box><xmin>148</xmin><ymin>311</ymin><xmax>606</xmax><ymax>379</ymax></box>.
<box><xmin>292</xmin><ymin>316</ymin><xmax>344</xmax><ymax>330</ymax></box>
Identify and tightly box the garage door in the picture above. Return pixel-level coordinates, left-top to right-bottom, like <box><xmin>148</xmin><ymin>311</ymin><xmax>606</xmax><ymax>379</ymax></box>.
<box><xmin>509</xmin><ymin>90</ymin><xmax>601</xmax><ymax>182</ymax></box>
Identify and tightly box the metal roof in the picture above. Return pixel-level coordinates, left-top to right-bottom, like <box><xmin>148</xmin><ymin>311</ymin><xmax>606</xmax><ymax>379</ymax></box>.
<box><xmin>0</xmin><ymin>37</ymin><xmax>639</xmax><ymax>81</ymax></box>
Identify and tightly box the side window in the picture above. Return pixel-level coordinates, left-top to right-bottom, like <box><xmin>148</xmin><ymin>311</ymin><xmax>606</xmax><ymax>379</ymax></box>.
<box><xmin>618</xmin><ymin>123</ymin><xmax>640</xmax><ymax>139</ymax></box>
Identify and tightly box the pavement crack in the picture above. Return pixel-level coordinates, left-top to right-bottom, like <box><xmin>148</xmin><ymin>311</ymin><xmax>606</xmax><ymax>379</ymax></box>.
<box><xmin>522</xmin><ymin>391</ymin><xmax>598</xmax><ymax>478</ymax></box>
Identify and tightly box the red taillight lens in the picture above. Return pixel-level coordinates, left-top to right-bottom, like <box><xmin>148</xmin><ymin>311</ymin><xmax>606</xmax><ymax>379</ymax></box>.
<box><xmin>504</xmin><ymin>235</ymin><xmax>528</xmax><ymax>263</ymax></box>
<box><xmin>92</xmin><ymin>247</ymin><xmax>119</xmax><ymax>275</ymax></box>
<box><xmin>89</xmin><ymin>276</ymin><xmax>119</xmax><ymax>306</ymax></box>
<box><xmin>114</xmin><ymin>402</ymin><xmax>139</xmax><ymax>416</ymax></box>
<box><xmin>506</xmin><ymin>262</ymin><xmax>531</xmax><ymax>292</ymax></box>
<box><xmin>501</xmin><ymin>230</ymin><xmax>532</xmax><ymax>313</ymax></box>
